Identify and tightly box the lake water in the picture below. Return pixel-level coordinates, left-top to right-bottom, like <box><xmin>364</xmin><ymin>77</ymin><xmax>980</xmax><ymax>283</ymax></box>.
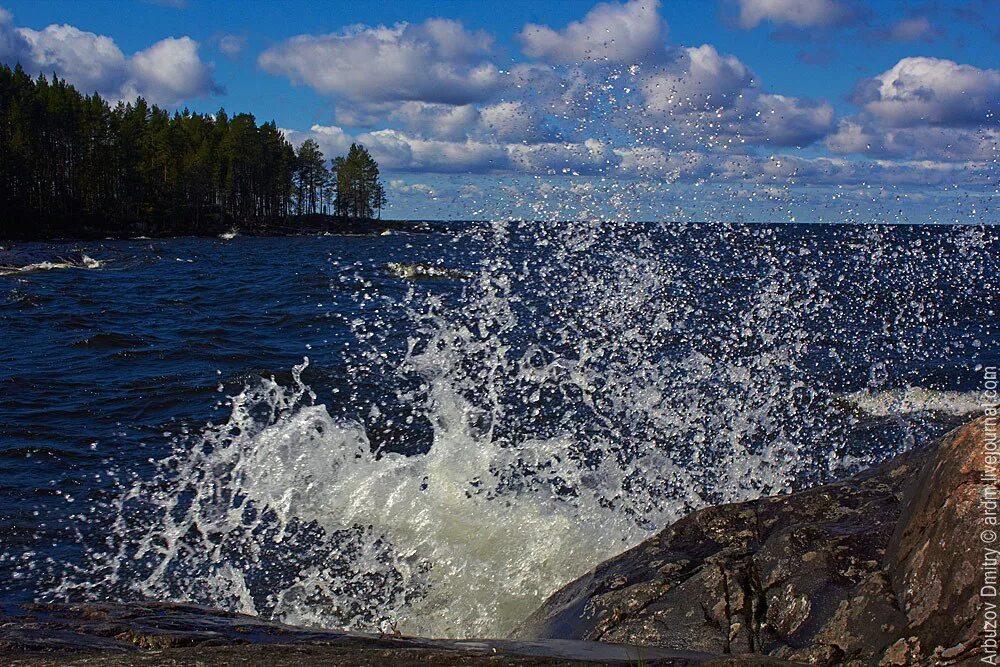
<box><xmin>1</xmin><ymin>221</ymin><xmax>997</xmax><ymax>638</ymax></box>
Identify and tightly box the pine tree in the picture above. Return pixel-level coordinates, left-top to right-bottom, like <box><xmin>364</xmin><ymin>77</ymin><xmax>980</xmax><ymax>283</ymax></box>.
<box><xmin>331</xmin><ymin>143</ymin><xmax>385</xmax><ymax>220</ymax></box>
<box><xmin>294</xmin><ymin>138</ymin><xmax>328</xmax><ymax>215</ymax></box>
<box><xmin>0</xmin><ymin>64</ymin><xmax>386</xmax><ymax>238</ymax></box>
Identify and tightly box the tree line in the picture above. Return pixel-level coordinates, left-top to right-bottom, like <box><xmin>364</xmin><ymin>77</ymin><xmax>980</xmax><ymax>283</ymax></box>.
<box><xmin>294</xmin><ymin>139</ymin><xmax>386</xmax><ymax>220</ymax></box>
<box><xmin>0</xmin><ymin>63</ymin><xmax>386</xmax><ymax>238</ymax></box>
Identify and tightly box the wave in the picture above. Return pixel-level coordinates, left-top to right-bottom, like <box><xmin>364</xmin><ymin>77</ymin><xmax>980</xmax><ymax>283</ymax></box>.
<box><xmin>56</xmin><ymin>220</ymin><xmax>871</xmax><ymax>640</ymax></box>
<box><xmin>0</xmin><ymin>253</ymin><xmax>103</xmax><ymax>276</ymax></box>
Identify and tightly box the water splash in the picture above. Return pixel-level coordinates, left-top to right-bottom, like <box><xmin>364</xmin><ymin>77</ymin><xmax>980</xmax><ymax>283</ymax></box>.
<box><xmin>47</xmin><ymin>219</ymin><xmax>958</xmax><ymax>639</ymax></box>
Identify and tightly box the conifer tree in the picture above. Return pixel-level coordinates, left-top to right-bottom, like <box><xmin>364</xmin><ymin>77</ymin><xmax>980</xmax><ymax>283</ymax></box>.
<box><xmin>0</xmin><ymin>64</ymin><xmax>381</xmax><ymax>238</ymax></box>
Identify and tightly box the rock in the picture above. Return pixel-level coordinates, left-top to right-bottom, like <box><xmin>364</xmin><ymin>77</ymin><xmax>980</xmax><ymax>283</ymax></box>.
<box><xmin>0</xmin><ymin>600</ymin><xmax>719</xmax><ymax>665</ymax></box>
<box><xmin>513</xmin><ymin>416</ymin><xmax>993</xmax><ymax>666</ymax></box>
<box><xmin>887</xmin><ymin>413</ymin><xmax>987</xmax><ymax>657</ymax></box>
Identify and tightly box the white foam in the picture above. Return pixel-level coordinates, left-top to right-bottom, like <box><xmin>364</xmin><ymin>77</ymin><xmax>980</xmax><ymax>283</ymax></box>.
<box><xmin>0</xmin><ymin>254</ymin><xmax>102</xmax><ymax>276</ymax></box>
<box><xmin>842</xmin><ymin>386</ymin><xmax>987</xmax><ymax>417</ymax></box>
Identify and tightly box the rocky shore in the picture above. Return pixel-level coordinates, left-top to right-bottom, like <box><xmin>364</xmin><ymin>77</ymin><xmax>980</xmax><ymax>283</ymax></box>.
<box><xmin>1</xmin><ymin>416</ymin><xmax>990</xmax><ymax>666</ymax></box>
<box><xmin>514</xmin><ymin>416</ymin><xmax>991</xmax><ymax>666</ymax></box>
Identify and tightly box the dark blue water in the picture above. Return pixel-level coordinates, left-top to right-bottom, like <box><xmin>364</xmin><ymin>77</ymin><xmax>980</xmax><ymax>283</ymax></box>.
<box><xmin>0</xmin><ymin>222</ymin><xmax>997</xmax><ymax>634</ymax></box>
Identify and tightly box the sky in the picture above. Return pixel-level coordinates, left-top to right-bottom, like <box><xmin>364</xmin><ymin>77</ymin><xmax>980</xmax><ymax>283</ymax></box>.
<box><xmin>0</xmin><ymin>0</ymin><xmax>997</xmax><ymax>222</ymax></box>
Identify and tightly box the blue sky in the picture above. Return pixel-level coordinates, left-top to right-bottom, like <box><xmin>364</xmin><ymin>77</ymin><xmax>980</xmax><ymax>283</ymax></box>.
<box><xmin>1</xmin><ymin>0</ymin><xmax>997</xmax><ymax>221</ymax></box>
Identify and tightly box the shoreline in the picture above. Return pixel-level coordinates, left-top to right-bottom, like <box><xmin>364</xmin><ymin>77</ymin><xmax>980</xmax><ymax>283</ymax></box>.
<box><xmin>0</xmin><ymin>216</ymin><xmax>451</xmax><ymax>243</ymax></box>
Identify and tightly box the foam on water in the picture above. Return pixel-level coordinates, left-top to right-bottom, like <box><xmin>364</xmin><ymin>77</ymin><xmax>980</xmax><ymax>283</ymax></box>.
<box><xmin>841</xmin><ymin>387</ymin><xmax>989</xmax><ymax>418</ymax></box>
<box><xmin>0</xmin><ymin>254</ymin><xmax>103</xmax><ymax>276</ymax></box>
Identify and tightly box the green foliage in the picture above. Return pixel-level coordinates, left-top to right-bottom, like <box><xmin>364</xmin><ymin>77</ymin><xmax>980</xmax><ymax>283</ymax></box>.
<box><xmin>332</xmin><ymin>143</ymin><xmax>386</xmax><ymax>220</ymax></box>
<box><xmin>0</xmin><ymin>64</ymin><xmax>387</xmax><ymax>237</ymax></box>
<box><xmin>294</xmin><ymin>138</ymin><xmax>328</xmax><ymax>215</ymax></box>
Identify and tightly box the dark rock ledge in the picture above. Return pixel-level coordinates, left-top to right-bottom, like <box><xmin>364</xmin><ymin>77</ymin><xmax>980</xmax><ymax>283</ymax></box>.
<box><xmin>513</xmin><ymin>416</ymin><xmax>991</xmax><ymax>666</ymax></box>
<box><xmin>1</xmin><ymin>417</ymin><xmax>990</xmax><ymax>666</ymax></box>
<box><xmin>0</xmin><ymin>601</ymin><xmax>775</xmax><ymax>666</ymax></box>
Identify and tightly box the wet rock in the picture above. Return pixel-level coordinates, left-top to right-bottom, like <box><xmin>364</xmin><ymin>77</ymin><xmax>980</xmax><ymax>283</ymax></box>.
<box><xmin>0</xmin><ymin>600</ymin><xmax>718</xmax><ymax>665</ymax></box>
<box><xmin>514</xmin><ymin>416</ymin><xmax>992</xmax><ymax>666</ymax></box>
<box><xmin>887</xmin><ymin>413</ymin><xmax>987</xmax><ymax>658</ymax></box>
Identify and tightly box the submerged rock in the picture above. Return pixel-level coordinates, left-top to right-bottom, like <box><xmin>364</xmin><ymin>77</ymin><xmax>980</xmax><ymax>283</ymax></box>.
<box><xmin>513</xmin><ymin>416</ymin><xmax>993</xmax><ymax>666</ymax></box>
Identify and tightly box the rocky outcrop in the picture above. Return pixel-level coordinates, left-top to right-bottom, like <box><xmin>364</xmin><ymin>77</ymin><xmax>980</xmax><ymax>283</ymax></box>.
<box><xmin>513</xmin><ymin>416</ymin><xmax>993</xmax><ymax>666</ymax></box>
<box><xmin>0</xmin><ymin>600</ymin><xmax>785</xmax><ymax>666</ymax></box>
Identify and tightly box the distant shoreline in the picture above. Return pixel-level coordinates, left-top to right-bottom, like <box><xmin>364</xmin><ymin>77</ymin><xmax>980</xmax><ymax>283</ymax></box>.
<box><xmin>0</xmin><ymin>215</ymin><xmax>450</xmax><ymax>242</ymax></box>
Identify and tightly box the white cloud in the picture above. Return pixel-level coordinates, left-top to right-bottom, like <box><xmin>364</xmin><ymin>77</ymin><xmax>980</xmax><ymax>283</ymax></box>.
<box><xmin>390</xmin><ymin>179</ymin><xmax>437</xmax><ymax>196</ymax></box>
<box><xmin>216</xmin><ymin>34</ymin><xmax>246</xmax><ymax>58</ymax></box>
<box><xmin>125</xmin><ymin>37</ymin><xmax>219</xmax><ymax>107</ymax></box>
<box><xmin>359</xmin><ymin>129</ymin><xmax>509</xmax><ymax>173</ymax></box>
<box><xmin>507</xmin><ymin>138</ymin><xmax>619</xmax><ymax>175</ymax></box>
<box><xmin>387</xmin><ymin>102</ymin><xmax>479</xmax><ymax>140</ymax></box>
<box><xmin>478</xmin><ymin>101</ymin><xmax>550</xmax><ymax>142</ymax></box>
<box><xmin>259</xmin><ymin>18</ymin><xmax>499</xmax><ymax>105</ymax></box>
<box><xmin>631</xmin><ymin>45</ymin><xmax>831</xmax><ymax>147</ymax></box>
<box><xmin>615</xmin><ymin>146</ymin><xmax>711</xmax><ymax>180</ymax></box>
<box><xmin>824</xmin><ymin>119</ymin><xmax>872</xmax><ymax>153</ymax></box>
<box><xmin>826</xmin><ymin>119</ymin><xmax>999</xmax><ymax>161</ymax></box>
<box><xmin>828</xmin><ymin>57</ymin><xmax>999</xmax><ymax>162</ymax></box>
<box><xmin>853</xmin><ymin>57</ymin><xmax>1000</xmax><ymax>127</ymax></box>
<box><xmin>749</xmin><ymin>154</ymin><xmax>992</xmax><ymax>187</ymax></box>
<box><xmin>731</xmin><ymin>0</ymin><xmax>857</xmax><ymax>29</ymax></box>
<box><xmin>518</xmin><ymin>0</ymin><xmax>667</xmax><ymax>65</ymax></box>
<box><xmin>260</xmin><ymin>0</ymin><xmax>994</xmax><ymax>192</ymax></box>
<box><xmin>459</xmin><ymin>183</ymin><xmax>484</xmax><ymax>198</ymax></box>
<box><xmin>281</xmin><ymin>124</ymin><xmax>354</xmax><ymax>159</ymax></box>
<box><xmin>747</xmin><ymin>93</ymin><xmax>834</xmax><ymax>146</ymax></box>
<box><xmin>0</xmin><ymin>10</ymin><xmax>218</xmax><ymax>106</ymax></box>
<box><xmin>640</xmin><ymin>44</ymin><xmax>753</xmax><ymax>113</ymax></box>
<box><xmin>15</xmin><ymin>22</ymin><xmax>128</xmax><ymax>94</ymax></box>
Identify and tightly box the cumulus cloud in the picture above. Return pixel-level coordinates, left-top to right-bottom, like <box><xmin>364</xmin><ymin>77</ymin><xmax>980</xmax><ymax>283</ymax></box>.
<box><xmin>729</xmin><ymin>0</ymin><xmax>858</xmax><ymax>29</ymax></box>
<box><xmin>14</xmin><ymin>22</ymin><xmax>128</xmax><ymax>94</ymax></box>
<box><xmin>853</xmin><ymin>57</ymin><xmax>1000</xmax><ymax>127</ymax></box>
<box><xmin>0</xmin><ymin>9</ymin><xmax>218</xmax><ymax>106</ymax></box>
<box><xmin>750</xmin><ymin>154</ymin><xmax>992</xmax><ymax>187</ymax></box>
<box><xmin>827</xmin><ymin>56</ymin><xmax>999</xmax><ymax>162</ymax></box>
<box><xmin>125</xmin><ymin>37</ymin><xmax>220</xmax><ymax>106</ymax></box>
<box><xmin>258</xmin><ymin>18</ymin><xmax>499</xmax><ymax>105</ymax></box>
<box><xmin>281</xmin><ymin>124</ymin><xmax>354</xmax><ymax>158</ymax></box>
<box><xmin>478</xmin><ymin>101</ymin><xmax>551</xmax><ymax>142</ymax></box>
<box><xmin>387</xmin><ymin>102</ymin><xmax>479</xmax><ymax>140</ymax></box>
<box><xmin>826</xmin><ymin>119</ymin><xmax>998</xmax><ymax>161</ymax></box>
<box><xmin>507</xmin><ymin>139</ymin><xmax>619</xmax><ymax>175</ymax></box>
<box><xmin>747</xmin><ymin>93</ymin><xmax>834</xmax><ymax>145</ymax></box>
<box><xmin>518</xmin><ymin>0</ymin><xmax>667</xmax><ymax>64</ymax></box>
<box><xmin>631</xmin><ymin>44</ymin><xmax>831</xmax><ymax>147</ymax></box>
<box><xmin>285</xmin><ymin>123</ymin><xmax>622</xmax><ymax>177</ymax></box>
<box><xmin>358</xmin><ymin>130</ymin><xmax>508</xmax><ymax>173</ymax></box>
<box><xmin>640</xmin><ymin>44</ymin><xmax>753</xmax><ymax>113</ymax></box>
<box><xmin>264</xmin><ymin>0</ymin><xmax>990</xmax><ymax>191</ymax></box>
<box><xmin>615</xmin><ymin>147</ymin><xmax>711</xmax><ymax>180</ymax></box>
